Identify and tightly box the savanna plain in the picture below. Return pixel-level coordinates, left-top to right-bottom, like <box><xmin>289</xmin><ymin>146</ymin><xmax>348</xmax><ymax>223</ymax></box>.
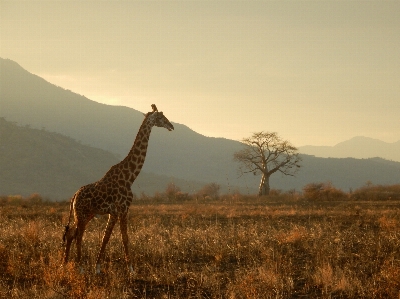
<box><xmin>1</xmin><ymin>185</ymin><xmax>400</xmax><ymax>299</ymax></box>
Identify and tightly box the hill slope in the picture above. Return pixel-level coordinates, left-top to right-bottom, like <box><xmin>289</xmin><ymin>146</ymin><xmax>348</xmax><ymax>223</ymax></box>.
<box><xmin>0</xmin><ymin>58</ymin><xmax>256</xmax><ymax>190</ymax></box>
<box><xmin>0</xmin><ymin>119</ymin><xmax>215</xmax><ymax>199</ymax></box>
<box><xmin>300</xmin><ymin>136</ymin><xmax>400</xmax><ymax>161</ymax></box>
<box><xmin>1</xmin><ymin>57</ymin><xmax>400</xmax><ymax>195</ymax></box>
<box><xmin>0</xmin><ymin>117</ymin><xmax>118</xmax><ymax>199</ymax></box>
<box><xmin>272</xmin><ymin>155</ymin><xmax>400</xmax><ymax>192</ymax></box>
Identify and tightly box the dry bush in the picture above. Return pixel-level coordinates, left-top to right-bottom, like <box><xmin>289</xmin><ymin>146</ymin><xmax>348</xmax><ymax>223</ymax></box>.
<box><xmin>158</xmin><ymin>182</ymin><xmax>190</xmax><ymax>202</ymax></box>
<box><xmin>165</xmin><ymin>182</ymin><xmax>181</xmax><ymax>199</ymax></box>
<box><xmin>351</xmin><ymin>184</ymin><xmax>400</xmax><ymax>201</ymax></box>
<box><xmin>303</xmin><ymin>182</ymin><xmax>347</xmax><ymax>201</ymax></box>
<box><xmin>196</xmin><ymin>183</ymin><xmax>221</xmax><ymax>200</ymax></box>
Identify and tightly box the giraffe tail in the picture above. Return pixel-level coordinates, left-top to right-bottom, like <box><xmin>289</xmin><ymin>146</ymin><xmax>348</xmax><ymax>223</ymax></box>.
<box><xmin>62</xmin><ymin>194</ymin><xmax>76</xmax><ymax>243</ymax></box>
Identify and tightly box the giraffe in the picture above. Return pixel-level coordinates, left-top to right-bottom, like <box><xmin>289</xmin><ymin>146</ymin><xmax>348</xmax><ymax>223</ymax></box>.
<box><xmin>62</xmin><ymin>104</ymin><xmax>174</xmax><ymax>274</ymax></box>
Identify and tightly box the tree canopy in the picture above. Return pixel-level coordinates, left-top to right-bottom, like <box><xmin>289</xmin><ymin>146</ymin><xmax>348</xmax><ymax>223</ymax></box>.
<box><xmin>234</xmin><ymin>131</ymin><xmax>301</xmax><ymax>196</ymax></box>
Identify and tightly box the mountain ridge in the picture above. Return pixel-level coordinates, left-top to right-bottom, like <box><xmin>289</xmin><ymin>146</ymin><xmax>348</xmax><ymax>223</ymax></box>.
<box><xmin>0</xmin><ymin>57</ymin><xmax>255</xmax><ymax>189</ymax></box>
<box><xmin>1</xmin><ymin>57</ymin><xmax>400</xmax><ymax>196</ymax></box>
<box><xmin>300</xmin><ymin>136</ymin><xmax>400</xmax><ymax>161</ymax></box>
<box><xmin>0</xmin><ymin>118</ymin><xmax>220</xmax><ymax>199</ymax></box>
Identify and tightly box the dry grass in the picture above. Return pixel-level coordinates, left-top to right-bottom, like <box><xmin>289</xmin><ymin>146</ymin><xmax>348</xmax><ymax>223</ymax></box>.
<box><xmin>1</xmin><ymin>196</ymin><xmax>400</xmax><ymax>298</ymax></box>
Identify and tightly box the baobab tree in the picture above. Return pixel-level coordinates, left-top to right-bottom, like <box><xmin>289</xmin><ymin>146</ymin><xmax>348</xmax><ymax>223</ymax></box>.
<box><xmin>234</xmin><ymin>131</ymin><xmax>301</xmax><ymax>196</ymax></box>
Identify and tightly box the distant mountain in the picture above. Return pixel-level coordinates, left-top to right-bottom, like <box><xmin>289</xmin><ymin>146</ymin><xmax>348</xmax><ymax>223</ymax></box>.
<box><xmin>2</xmin><ymin>117</ymin><xmax>399</xmax><ymax>200</ymax></box>
<box><xmin>0</xmin><ymin>118</ymin><xmax>214</xmax><ymax>199</ymax></box>
<box><xmin>300</xmin><ymin>136</ymin><xmax>400</xmax><ymax>161</ymax></box>
<box><xmin>0</xmin><ymin>117</ymin><xmax>118</xmax><ymax>199</ymax></box>
<box><xmin>0</xmin><ymin>57</ymin><xmax>256</xmax><ymax>192</ymax></box>
<box><xmin>1</xmin><ymin>57</ymin><xmax>399</xmax><ymax>196</ymax></box>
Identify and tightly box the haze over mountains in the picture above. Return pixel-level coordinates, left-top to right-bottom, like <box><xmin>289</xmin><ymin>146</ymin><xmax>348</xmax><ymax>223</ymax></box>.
<box><xmin>300</xmin><ymin>137</ymin><xmax>400</xmax><ymax>162</ymax></box>
<box><xmin>1</xmin><ymin>58</ymin><xmax>400</xmax><ymax>199</ymax></box>
<box><xmin>0</xmin><ymin>118</ymin><xmax>209</xmax><ymax>199</ymax></box>
<box><xmin>0</xmin><ymin>58</ymin><xmax>257</xmax><ymax>197</ymax></box>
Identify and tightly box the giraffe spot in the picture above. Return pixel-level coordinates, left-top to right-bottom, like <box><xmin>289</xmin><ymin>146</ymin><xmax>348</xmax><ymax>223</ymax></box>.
<box><xmin>134</xmin><ymin>148</ymin><xmax>140</xmax><ymax>156</ymax></box>
<box><xmin>100</xmin><ymin>203</ymin><xmax>109</xmax><ymax>210</ymax></box>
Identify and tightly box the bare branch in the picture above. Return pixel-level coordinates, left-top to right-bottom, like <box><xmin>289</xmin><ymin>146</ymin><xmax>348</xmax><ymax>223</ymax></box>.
<box><xmin>234</xmin><ymin>131</ymin><xmax>302</xmax><ymax>195</ymax></box>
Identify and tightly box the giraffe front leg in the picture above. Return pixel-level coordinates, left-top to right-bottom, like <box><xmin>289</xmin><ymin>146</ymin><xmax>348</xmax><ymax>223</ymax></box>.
<box><xmin>95</xmin><ymin>214</ymin><xmax>118</xmax><ymax>274</ymax></box>
<box><xmin>120</xmin><ymin>214</ymin><xmax>133</xmax><ymax>273</ymax></box>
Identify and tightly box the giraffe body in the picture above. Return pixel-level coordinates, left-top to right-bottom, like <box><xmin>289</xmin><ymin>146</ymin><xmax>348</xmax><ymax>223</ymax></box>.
<box><xmin>63</xmin><ymin>104</ymin><xmax>173</xmax><ymax>273</ymax></box>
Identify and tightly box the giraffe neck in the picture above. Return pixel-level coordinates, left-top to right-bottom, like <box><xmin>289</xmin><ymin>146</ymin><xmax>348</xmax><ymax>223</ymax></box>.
<box><xmin>124</xmin><ymin>119</ymin><xmax>153</xmax><ymax>185</ymax></box>
<box><xmin>103</xmin><ymin>116</ymin><xmax>154</xmax><ymax>187</ymax></box>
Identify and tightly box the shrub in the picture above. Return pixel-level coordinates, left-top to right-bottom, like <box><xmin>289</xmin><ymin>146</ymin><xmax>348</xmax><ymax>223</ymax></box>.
<box><xmin>303</xmin><ymin>182</ymin><xmax>347</xmax><ymax>201</ymax></box>
<box><xmin>165</xmin><ymin>182</ymin><xmax>181</xmax><ymax>198</ymax></box>
<box><xmin>27</xmin><ymin>193</ymin><xmax>43</xmax><ymax>203</ymax></box>
<box><xmin>196</xmin><ymin>183</ymin><xmax>221</xmax><ymax>200</ymax></box>
<box><xmin>350</xmin><ymin>184</ymin><xmax>400</xmax><ymax>201</ymax></box>
<box><xmin>164</xmin><ymin>182</ymin><xmax>190</xmax><ymax>201</ymax></box>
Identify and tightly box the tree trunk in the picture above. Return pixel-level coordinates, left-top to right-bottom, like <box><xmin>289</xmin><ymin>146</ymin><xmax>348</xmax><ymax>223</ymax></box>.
<box><xmin>258</xmin><ymin>173</ymin><xmax>270</xmax><ymax>196</ymax></box>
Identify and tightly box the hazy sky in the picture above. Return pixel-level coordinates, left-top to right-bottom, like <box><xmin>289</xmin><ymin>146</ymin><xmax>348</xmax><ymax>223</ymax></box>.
<box><xmin>1</xmin><ymin>1</ymin><xmax>399</xmax><ymax>146</ymax></box>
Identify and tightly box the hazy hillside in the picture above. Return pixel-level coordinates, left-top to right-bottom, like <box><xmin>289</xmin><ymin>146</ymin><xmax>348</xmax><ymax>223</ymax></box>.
<box><xmin>272</xmin><ymin>155</ymin><xmax>400</xmax><ymax>192</ymax></box>
<box><xmin>0</xmin><ymin>119</ymin><xmax>217</xmax><ymax>199</ymax></box>
<box><xmin>0</xmin><ymin>117</ymin><xmax>118</xmax><ymax>199</ymax></box>
<box><xmin>0</xmin><ymin>58</ymin><xmax>257</xmax><ymax>191</ymax></box>
<box><xmin>1</xmin><ymin>57</ymin><xmax>400</xmax><ymax>196</ymax></box>
<box><xmin>300</xmin><ymin>136</ymin><xmax>400</xmax><ymax>162</ymax></box>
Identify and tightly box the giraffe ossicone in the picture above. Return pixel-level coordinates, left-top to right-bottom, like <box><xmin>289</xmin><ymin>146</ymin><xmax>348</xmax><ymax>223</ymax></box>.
<box><xmin>62</xmin><ymin>104</ymin><xmax>174</xmax><ymax>273</ymax></box>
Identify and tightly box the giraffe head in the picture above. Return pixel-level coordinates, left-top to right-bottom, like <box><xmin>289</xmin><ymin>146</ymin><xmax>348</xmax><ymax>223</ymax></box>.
<box><xmin>147</xmin><ymin>104</ymin><xmax>174</xmax><ymax>131</ymax></box>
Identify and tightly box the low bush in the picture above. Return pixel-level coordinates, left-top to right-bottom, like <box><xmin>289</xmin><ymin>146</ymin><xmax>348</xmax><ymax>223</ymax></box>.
<box><xmin>302</xmin><ymin>182</ymin><xmax>347</xmax><ymax>201</ymax></box>
<box><xmin>351</xmin><ymin>184</ymin><xmax>400</xmax><ymax>201</ymax></box>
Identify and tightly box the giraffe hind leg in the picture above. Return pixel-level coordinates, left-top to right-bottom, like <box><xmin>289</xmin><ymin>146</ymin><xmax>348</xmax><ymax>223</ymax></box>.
<box><xmin>73</xmin><ymin>216</ymin><xmax>93</xmax><ymax>269</ymax></box>
<box><xmin>63</xmin><ymin>224</ymin><xmax>77</xmax><ymax>264</ymax></box>
<box><xmin>95</xmin><ymin>214</ymin><xmax>118</xmax><ymax>274</ymax></box>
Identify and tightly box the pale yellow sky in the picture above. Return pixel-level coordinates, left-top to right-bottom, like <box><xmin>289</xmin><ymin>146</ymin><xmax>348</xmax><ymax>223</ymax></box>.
<box><xmin>1</xmin><ymin>1</ymin><xmax>399</xmax><ymax>146</ymax></box>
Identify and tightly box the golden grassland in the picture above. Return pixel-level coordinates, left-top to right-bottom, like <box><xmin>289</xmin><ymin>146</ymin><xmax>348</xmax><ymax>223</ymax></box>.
<box><xmin>0</xmin><ymin>193</ymin><xmax>400</xmax><ymax>298</ymax></box>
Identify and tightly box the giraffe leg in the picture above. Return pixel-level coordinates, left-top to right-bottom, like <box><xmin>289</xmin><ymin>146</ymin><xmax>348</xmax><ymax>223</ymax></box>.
<box><xmin>63</xmin><ymin>224</ymin><xmax>77</xmax><ymax>264</ymax></box>
<box><xmin>75</xmin><ymin>223</ymin><xmax>86</xmax><ymax>266</ymax></box>
<box><xmin>119</xmin><ymin>214</ymin><xmax>133</xmax><ymax>273</ymax></box>
<box><xmin>73</xmin><ymin>216</ymin><xmax>93</xmax><ymax>272</ymax></box>
<box><xmin>95</xmin><ymin>214</ymin><xmax>118</xmax><ymax>274</ymax></box>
